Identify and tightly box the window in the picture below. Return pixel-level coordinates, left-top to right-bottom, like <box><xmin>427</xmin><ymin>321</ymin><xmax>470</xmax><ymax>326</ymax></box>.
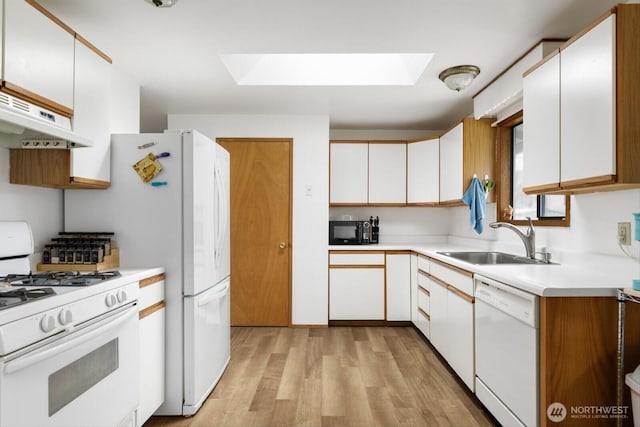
<box><xmin>496</xmin><ymin>111</ymin><xmax>570</xmax><ymax>227</ymax></box>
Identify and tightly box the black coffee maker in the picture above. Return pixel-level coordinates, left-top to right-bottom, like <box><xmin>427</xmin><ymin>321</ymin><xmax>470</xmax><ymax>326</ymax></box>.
<box><xmin>369</xmin><ymin>216</ymin><xmax>379</xmax><ymax>244</ymax></box>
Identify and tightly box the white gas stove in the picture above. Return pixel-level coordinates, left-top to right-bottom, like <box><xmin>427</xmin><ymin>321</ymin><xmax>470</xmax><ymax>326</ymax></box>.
<box><xmin>0</xmin><ymin>222</ymin><xmax>140</xmax><ymax>427</ymax></box>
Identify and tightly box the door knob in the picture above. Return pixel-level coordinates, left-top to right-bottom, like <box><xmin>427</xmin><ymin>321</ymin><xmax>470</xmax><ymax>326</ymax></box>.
<box><xmin>279</xmin><ymin>242</ymin><xmax>287</xmax><ymax>249</ymax></box>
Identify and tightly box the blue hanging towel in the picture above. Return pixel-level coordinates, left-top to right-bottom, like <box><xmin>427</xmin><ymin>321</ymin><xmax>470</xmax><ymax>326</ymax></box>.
<box><xmin>462</xmin><ymin>176</ymin><xmax>486</xmax><ymax>234</ymax></box>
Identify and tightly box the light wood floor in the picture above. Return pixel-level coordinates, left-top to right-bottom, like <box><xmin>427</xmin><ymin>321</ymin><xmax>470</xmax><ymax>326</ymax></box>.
<box><xmin>145</xmin><ymin>327</ymin><xmax>497</xmax><ymax>427</ymax></box>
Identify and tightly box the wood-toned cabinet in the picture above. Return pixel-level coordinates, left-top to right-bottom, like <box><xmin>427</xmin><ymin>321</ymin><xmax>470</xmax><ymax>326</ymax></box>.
<box><xmin>137</xmin><ymin>273</ymin><xmax>166</xmax><ymax>427</ymax></box>
<box><xmin>329</xmin><ymin>140</ymin><xmax>407</xmax><ymax>206</ymax></box>
<box><xmin>523</xmin><ymin>4</ymin><xmax>640</xmax><ymax>194</ymax></box>
<box><xmin>539</xmin><ymin>297</ymin><xmax>640</xmax><ymax>427</ymax></box>
<box><xmin>439</xmin><ymin>118</ymin><xmax>496</xmax><ymax>205</ymax></box>
<box><xmin>2</xmin><ymin>0</ymin><xmax>75</xmax><ymax>116</ymax></box>
<box><xmin>7</xmin><ymin>4</ymin><xmax>115</xmax><ymax>189</ymax></box>
<box><xmin>407</xmin><ymin>137</ymin><xmax>439</xmax><ymax>205</ymax></box>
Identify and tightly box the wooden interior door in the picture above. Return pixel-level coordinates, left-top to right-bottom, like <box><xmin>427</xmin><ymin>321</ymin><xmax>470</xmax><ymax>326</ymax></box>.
<box><xmin>217</xmin><ymin>138</ymin><xmax>292</xmax><ymax>326</ymax></box>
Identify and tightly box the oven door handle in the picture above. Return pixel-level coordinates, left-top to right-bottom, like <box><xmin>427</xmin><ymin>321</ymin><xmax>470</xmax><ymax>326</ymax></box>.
<box><xmin>4</xmin><ymin>305</ymin><xmax>137</xmax><ymax>375</ymax></box>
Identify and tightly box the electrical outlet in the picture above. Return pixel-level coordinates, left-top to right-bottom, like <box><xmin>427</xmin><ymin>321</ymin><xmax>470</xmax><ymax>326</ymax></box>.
<box><xmin>618</xmin><ymin>222</ymin><xmax>631</xmax><ymax>245</ymax></box>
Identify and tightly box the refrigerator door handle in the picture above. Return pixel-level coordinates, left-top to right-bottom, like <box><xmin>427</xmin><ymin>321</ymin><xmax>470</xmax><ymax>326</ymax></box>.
<box><xmin>197</xmin><ymin>282</ymin><xmax>230</xmax><ymax>307</ymax></box>
<box><xmin>213</xmin><ymin>160</ymin><xmax>228</xmax><ymax>269</ymax></box>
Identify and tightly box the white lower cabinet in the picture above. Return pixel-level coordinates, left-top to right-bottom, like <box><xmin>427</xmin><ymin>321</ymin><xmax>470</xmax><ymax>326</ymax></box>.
<box><xmin>427</xmin><ymin>275</ymin><xmax>448</xmax><ymax>352</ymax></box>
<box><xmin>329</xmin><ymin>251</ymin><xmax>412</xmax><ymax>321</ymax></box>
<box><xmin>137</xmin><ymin>274</ymin><xmax>166</xmax><ymax>427</ymax></box>
<box><xmin>445</xmin><ymin>288</ymin><xmax>474</xmax><ymax>390</ymax></box>
<box><xmin>329</xmin><ymin>267</ymin><xmax>385</xmax><ymax>320</ymax></box>
<box><xmin>422</xmin><ymin>259</ymin><xmax>475</xmax><ymax>391</ymax></box>
<box><xmin>386</xmin><ymin>253</ymin><xmax>411</xmax><ymax>321</ymax></box>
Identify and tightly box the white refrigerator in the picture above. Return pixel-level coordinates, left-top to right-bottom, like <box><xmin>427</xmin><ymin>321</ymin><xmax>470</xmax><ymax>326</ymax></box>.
<box><xmin>64</xmin><ymin>129</ymin><xmax>231</xmax><ymax>416</ymax></box>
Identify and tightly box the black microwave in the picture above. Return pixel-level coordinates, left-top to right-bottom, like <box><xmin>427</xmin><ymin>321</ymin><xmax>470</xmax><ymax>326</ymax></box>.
<box><xmin>329</xmin><ymin>220</ymin><xmax>378</xmax><ymax>245</ymax></box>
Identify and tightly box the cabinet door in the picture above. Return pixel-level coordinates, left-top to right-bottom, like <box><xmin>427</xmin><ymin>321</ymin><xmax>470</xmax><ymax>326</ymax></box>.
<box><xmin>329</xmin><ymin>268</ymin><xmax>385</xmax><ymax>320</ymax></box>
<box><xmin>560</xmin><ymin>15</ymin><xmax>615</xmax><ymax>185</ymax></box>
<box><xmin>523</xmin><ymin>54</ymin><xmax>560</xmax><ymax>191</ymax></box>
<box><xmin>439</xmin><ymin>123</ymin><xmax>463</xmax><ymax>202</ymax></box>
<box><xmin>386</xmin><ymin>254</ymin><xmax>411</xmax><ymax>321</ymax></box>
<box><xmin>410</xmin><ymin>254</ymin><xmax>419</xmax><ymax>325</ymax></box>
<box><xmin>446</xmin><ymin>289</ymin><xmax>474</xmax><ymax>391</ymax></box>
<box><xmin>70</xmin><ymin>39</ymin><xmax>112</xmax><ymax>183</ymax></box>
<box><xmin>138</xmin><ymin>307</ymin><xmax>165</xmax><ymax>427</ymax></box>
<box><xmin>330</xmin><ymin>143</ymin><xmax>368</xmax><ymax>204</ymax></box>
<box><xmin>407</xmin><ymin>138</ymin><xmax>439</xmax><ymax>204</ymax></box>
<box><xmin>369</xmin><ymin>143</ymin><xmax>407</xmax><ymax>204</ymax></box>
<box><xmin>427</xmin><ymin>275</ymin><xmax>448</xmax><ymax>354</ymax></box>
<box><xmin>4</xmin><ymin>0</ymin><xmax>74</xmax><ymax>112</ymax></box>
<box><xmin>416</xmin><ymin>271</ymin><xmax>431</xmax><ymax>339</ymax></box>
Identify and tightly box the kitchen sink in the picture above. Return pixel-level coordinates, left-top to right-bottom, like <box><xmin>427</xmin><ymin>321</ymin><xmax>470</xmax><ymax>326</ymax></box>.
<box><xmin>436</xmin><ymin>251</ymin><xmax>555</xmax><ymax>265</ymax></box>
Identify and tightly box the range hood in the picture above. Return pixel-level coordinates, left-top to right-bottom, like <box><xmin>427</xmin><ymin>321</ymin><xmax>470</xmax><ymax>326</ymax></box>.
<box><xmin>0</xmin><ymin>92</ymin><xmax>91</xmax><ymax>148</ymax></box>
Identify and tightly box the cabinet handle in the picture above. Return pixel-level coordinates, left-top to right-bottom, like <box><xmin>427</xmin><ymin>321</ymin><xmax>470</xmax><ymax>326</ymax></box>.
<box><xmin>279</xmin><ymin>242</ymin><xmax>287</xmax><ymax>249</ymax></box>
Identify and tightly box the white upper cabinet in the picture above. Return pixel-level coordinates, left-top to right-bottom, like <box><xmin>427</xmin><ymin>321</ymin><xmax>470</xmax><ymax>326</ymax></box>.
<box><xmin>407</xmin><ymin>137</ymin><xmax>439</xmax><ymax>204</ymax></box>
<box><xmin>522</xmin><ymin>5</ymin><xmax>640</xmax><ymax>194</ymax></box>
<box><xmin>368</xmin><ymin>142</ymin><xmax>406</xmax><ymax>204</ymax></box>
<box><xmin>523</xmin><ymin>53</ymin><xmax>561</xmax><ymax>192</ymax></box>
<box><xmin>3</xmin><ymin>0</ymin><xmax>75</xmax><ymax>114</ymax></box>
<box><xmin>71</xmin><ymin>39</ymin><xmax>113</xmax><ymax>184</ymax></box>
<box><xmin>439</xmin><ymin>123</ymin><xmax>463</xmax><ymax>203</ymax></box>
<box><xmin>560</xmin><ymin>14</ymin><xmax>615</xmax><ymax>185</ymax></box>
<box><xmin>330</xmin><ymin>143</ymin><xmax>368</xmax><ymax>204</ymax></box>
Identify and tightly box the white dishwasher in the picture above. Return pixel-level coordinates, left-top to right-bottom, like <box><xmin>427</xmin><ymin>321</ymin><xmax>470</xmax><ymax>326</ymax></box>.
<box><xmin>474</xmin><ymin>274</ymin><xmax>539</xmax><ymax>427</ymax></box>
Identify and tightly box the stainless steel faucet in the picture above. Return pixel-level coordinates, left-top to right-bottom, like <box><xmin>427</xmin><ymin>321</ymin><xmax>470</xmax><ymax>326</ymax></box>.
<box><xmin>489</xmin><ymin>217</ymin><xmax>536</xmax><ymax>259</ymax></box>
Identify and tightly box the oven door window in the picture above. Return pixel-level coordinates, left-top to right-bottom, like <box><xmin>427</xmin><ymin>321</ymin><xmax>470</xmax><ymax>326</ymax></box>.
<box><xmin>0</xmin><ymin>305</ymin><xmax>138</xmax><ymax>427</ymax></box>
<box><xmin>49</xmin><ymin>338</ymin><xmax>119</xmax><ymax>416</ymax></box>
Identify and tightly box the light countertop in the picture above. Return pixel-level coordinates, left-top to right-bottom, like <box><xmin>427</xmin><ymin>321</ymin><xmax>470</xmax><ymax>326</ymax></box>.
<box><xmin>329</xmin><ymin>243</ymin><xmax>638</xmax><ymax>297</ymax></box>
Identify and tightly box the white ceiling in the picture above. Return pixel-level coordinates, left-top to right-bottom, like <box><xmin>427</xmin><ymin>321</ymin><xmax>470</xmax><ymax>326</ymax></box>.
<box><xmin>40</xmin><ymin>0</ymin><xmax>619</xmax><ymax>132</ymax></box>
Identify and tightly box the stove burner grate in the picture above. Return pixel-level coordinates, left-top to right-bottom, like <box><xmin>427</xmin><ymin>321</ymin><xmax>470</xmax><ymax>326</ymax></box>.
<box><xmin>0</xmin><ymin>287</ymin><xmax>55</xmax><ymax>310</ymax></box>
<box><xmin>0</xmin><ymin>271</ymin><xmax>121</xmax><ymax>287</ymax></box>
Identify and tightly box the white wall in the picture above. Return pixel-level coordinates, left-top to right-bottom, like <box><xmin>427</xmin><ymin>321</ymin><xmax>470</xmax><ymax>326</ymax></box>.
<box><xmin>0</xmin><ymin>142</ymin><xmax>64</xmax><ymax>268</ymax></box>
<box><xmin>110</xmin><ymin>67</ymin><xmax>141</xmax><ymax>133</ymax></box>
<box><xmin>448</xmin><ymin>189</ymin><xmax>640</xmax><ymax>258</ymax></box>
<box><xmin>330</xmin><ymin>206</ymin><xmax>450</xmax><ymax>243</ymax></box>
<box><xmin>330</xmin><ymin>129</ymin><xmax>440</xmax><ymax>140</ymax></box>
<box><xmin>168</xmin><ymin>114</ymin><xmax>330</xmax><ymax>326</ymax></box>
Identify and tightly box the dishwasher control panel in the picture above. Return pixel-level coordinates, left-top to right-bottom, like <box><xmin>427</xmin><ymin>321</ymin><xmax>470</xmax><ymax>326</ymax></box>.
<box><xmin>475</xmin><ymin>275</ymin><xmax>538</xmax><ymax>328</ymax></box>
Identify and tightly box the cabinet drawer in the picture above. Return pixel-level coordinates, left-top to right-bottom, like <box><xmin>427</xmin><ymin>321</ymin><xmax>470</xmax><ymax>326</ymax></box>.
<box><xmin>430</xmin><ymin>260</ymin><xmax>473</xmax><ymax>296</ymax></box>
<box><xmin>417</xmin><ymin>270</ymin><xmax>431</xmax><ymax>291</ymax></box>
<box><xmin>417</xmin><ymin>254</ymin><xmax>430</xmax><ymax>273</ymax></box>
<box><xmin>417</xmin><ymin>286</ymin><xmax>430</xmax><ymax>313</ymax></box>
<box><xmin>139</xmin><ymin>275</ymin><xmax>165</xmax><ymax>311</ymax></box>
<box><xmin>329</xmin><ymin>252</ymin><xmax>385</xmax><ymax>266</ymax></box>
<box><xmin>416</xmin><ymin>307</ymin><xmax>430</xmax><ymax>339</ymax></box>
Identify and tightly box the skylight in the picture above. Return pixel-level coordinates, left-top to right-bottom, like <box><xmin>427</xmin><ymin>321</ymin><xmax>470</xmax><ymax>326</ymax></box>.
<box><xmin>220</xmin><ymin>53</ymin><xmax>434</xmax><ymax>86</ymax></box>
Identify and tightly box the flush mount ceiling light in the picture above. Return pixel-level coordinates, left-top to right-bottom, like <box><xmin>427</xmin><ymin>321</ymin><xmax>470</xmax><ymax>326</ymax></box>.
<box><xmin>144</xmin><ymin>0</ymin><xmax>178</xmax><ymax>7</ymax></box>
<box><xmin>438</xmin><ymin>65</ymin><xmax>480</xmax><ymax>92</ymax></box>
<box><xmin>220</xmin><ymin>53</ymin><xmax>434</xmax><ymax>86</ymax></box>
